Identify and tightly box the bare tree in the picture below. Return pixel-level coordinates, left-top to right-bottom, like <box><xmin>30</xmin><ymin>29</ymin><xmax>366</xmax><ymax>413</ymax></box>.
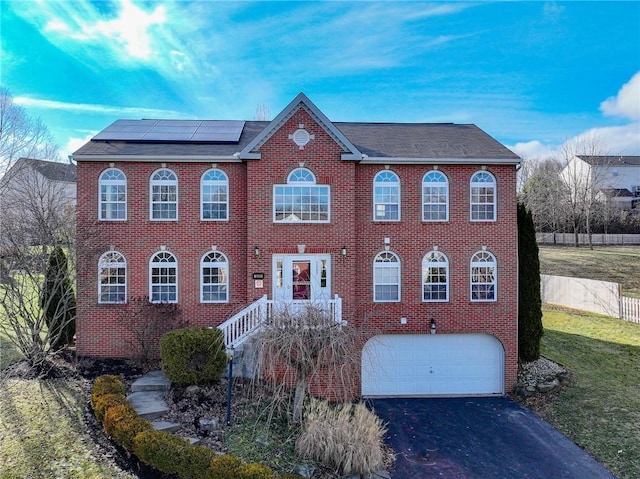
<box><xmin>255</xmin><ymin>103</ymin><xmax>271</xmax><ymax>121</ymax></box>
<box><xmin>557</xmin><ymin>134</ymin><xmax>612</xmax><ymax>249</ymax></box>
<box><xmin>253</xmin><ymin>305</ymin><xmax>365</xmax><ymax>423</ymax></box>
<box><xmin>0</xmin><ymin>88</ymin><xmax>59</xmax><ymax>177</ymax></box>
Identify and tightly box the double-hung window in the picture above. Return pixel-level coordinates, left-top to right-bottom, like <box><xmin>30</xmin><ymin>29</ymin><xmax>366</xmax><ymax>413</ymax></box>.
<box><xmin>201</xmin><ymin>169</ymin><xmax>228</xmax><ymax>220</ymax></box>
<box><xmin>470</xmin><ymin>251</ymin><xmax>497</xmax><ymax>301</ymax></box>
<box><xmin>422</xmin><ymin>250</ymin><xmax>449</xmax><ymax>302</ymax></box>
<box><xmin>99</xmin><ymin>168</ymin><xmax>126</xmax><ymax>220</ymax></box>
<box><xmin>470</xmin><ymin>171</ymin><xmax>496</xmax><ymax>221</ymax></box>
<box><xmin>422</xmin><ymin>171</ymin><xmax>448</xmax><ymax>221</ymax></box>
<box><xmin>373</xmin><ymin>171</ymin><xmax>400</xmax><ymax>221</ymax></box>
<box><xmin>374</xmin><ymin>251</ymin><xmax>400</xmax><ymax>302</ymax></box>
<box><xmin>274</xmin><ymin>168</ymin><xmax>329</xmax><ymax>222</ymax></box>
<box><xmin>150</xmin><ymin>169</ymin><xmax>178</xmax><ymax>220</ymax></box>
<box><xmin>201</xmin><ymin>251</ymin><xmax>228</xmax><ymax>302</ymax></box>
<box><xmin>98</xmin><ymin>251</ymin><xmax>126</xmax><ymax>303</ymax></box>
<box><xmin>149</xmin><ymin>251</ymin><xmax>178</xmax><ymax>303</ymax></box>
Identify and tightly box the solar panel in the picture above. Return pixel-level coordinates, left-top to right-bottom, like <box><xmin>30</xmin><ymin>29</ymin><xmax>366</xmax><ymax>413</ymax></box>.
<box><xmin>93</xmin><ymin>119</ymin><xmax>245</xmax><ymax>143</ymax></box>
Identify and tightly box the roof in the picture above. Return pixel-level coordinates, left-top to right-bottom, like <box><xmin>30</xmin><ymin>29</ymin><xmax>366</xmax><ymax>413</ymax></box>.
<box><xmin>578</xmin><ymin>156</ymin><xmax>640</xmax><ymax>166</ymax></box>
<box><xmin>5</xmin><ymin>158</ymin><xmax>76</xmax><ymax>182</ymax></box>
<box><xmin>73</xmin><ymin>94</ymin><xmax>520</xmax><ymax>164</ymax></box>
<box><xmin>599</xmin><ymin>188</ymin><xmax>634</xmax><ymax>198</ymax></box>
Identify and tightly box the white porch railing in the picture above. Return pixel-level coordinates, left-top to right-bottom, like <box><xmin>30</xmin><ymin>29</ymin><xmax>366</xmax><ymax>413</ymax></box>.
<box><xmin>217</xmin><ymin>294</ymin><xmax>343</xmax><ymax>349</ymax></box>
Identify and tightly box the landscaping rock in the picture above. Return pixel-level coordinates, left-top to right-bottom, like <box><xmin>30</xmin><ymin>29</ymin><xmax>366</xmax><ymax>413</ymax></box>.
<box><xmin>537</xmin><ymin>379</ymin><xmax>560</xmax><ymax>393</ymax></box>
<box><xmin>296</xmin><ymin>462</ymin><xmax>315</xmax><ymax>478</ymax></box>
<box><xmin>198</xmin><ymin>417</ymin><xmax>219</xmax><ymax>432</ymax></box>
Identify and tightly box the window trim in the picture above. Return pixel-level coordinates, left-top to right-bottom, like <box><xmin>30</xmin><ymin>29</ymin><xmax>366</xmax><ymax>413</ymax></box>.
<box><xmin>422</xmin><ymin>170</ymin><xmax>449</xmax><ymax>222</ymax></box>
<box><xmin>98</xmin><ymin>251</ymin><xmax>127</xmax><ymax>304</ymax></box>
<box><xmin>273</xmin><ymin>168</ymin><xmax>330</xmax><ymax>223</ymax></box>
<box><xmin>200</xmin><ymin>169</ymin><xmax>229</xmax><ymax>221</ymax></box>
<box><xmin>200</xmin><ymin>250</ymin><xmax>229</xmax><ymax>303</ymax></box>
<box><xmin>422</xmin><ymin>250</ymin><xmax>449</xmax><ymax>302</ymax></box>
<box><xmin>373</xmin><ymin>170</ymin><xmax>400</xmax><ymax>222</ymax></box>
<box><xmin>470</xmin><ymin>171</ymin><xmax>497</xmax><ymax>222</ymax></box>
<box><xmin>98</xmin><ymin>168</ymin><xmax>127</xmax><ymax>221</ymax></box>
<box><xmin>150</xmin><ymin>168</ymin><xmax>178</xmax><ymax>221</ymax></box>
<box><xmin>470</xmin><ymin>250</ymin><xmax>497</xmax><ymax>302</ymax></box>
<box><xmin>149</xmin><ymin>251</ymin><xmax>178</xmax><ymax>303</ymax></box>
<box><xmin>373</xmin><ymin>251</ymin><xmax>401</xmax><ymax>302</ymax></box>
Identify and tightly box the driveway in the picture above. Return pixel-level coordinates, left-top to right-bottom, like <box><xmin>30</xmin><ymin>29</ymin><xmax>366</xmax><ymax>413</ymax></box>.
<box><xmin>367</xmin><ymin>397</ymin><xmax>617</xmax><ymax>479</ymax></box>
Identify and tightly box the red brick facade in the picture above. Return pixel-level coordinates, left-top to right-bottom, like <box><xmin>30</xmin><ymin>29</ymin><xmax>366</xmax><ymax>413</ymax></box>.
<box><xmin>75</xmin><ymin>95</ymin><xmax>520</xmax><ymax>396</ymax></box>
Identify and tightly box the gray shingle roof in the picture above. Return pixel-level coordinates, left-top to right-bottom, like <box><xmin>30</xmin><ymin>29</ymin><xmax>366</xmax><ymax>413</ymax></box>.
<box><xmin>74</xmin><ymin>119</ymin><xmax>519</xmax><ymax>162</ymax></box>
<box><xmin>7</xmin><ymin>158</ymin><xmax>76</xmax><ymax>182</ymax></box>
<box><xmin>578</xmin><ymin>156</ymin><xmax>640</xmax><ymax>166</ymax></box>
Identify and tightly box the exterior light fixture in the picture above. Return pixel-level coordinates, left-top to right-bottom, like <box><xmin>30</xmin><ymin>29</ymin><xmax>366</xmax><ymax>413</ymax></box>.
<box><xmin>254</xmin><ymin>246</ymin><xmax>260</xmax><ymax>259</ymax></box>
<box><xmin>341</xmin><ymin>246</ymin><xmax>347</xmax><ymax>258</ymax></box>
<box><xmin>430</xmin><ymin>318</ymin><xmax>437</xmax><ymax>334</ymax></box>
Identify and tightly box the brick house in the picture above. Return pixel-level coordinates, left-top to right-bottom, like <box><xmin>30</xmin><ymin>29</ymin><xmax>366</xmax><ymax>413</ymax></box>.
<box><xmin>73</xmin><ymin>93</ymin><xmax>521</xmax><ymax>397</ymax></box>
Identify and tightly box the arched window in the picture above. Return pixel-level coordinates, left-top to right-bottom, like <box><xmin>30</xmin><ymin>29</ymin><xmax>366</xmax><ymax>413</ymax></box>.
<box><xmin>470</xmin><ymin>171</ymin><xmax>496</xmax><ymax>221</ymax></box>
<box><xmin>374</xmin><ymin>251</ymin><xmax>400</xmax><ymax>302</ymax></box>
<box><xmin>273</xmin><ymin>168</ymin><xmax>330</xmax><ymax>222</ymax></box>
<box><xmin>99</xmin><ymin>168</ymin><xmax>126</xmax><ymax>220</ymax></box>
<box><xmin>149</xmin><ymin>251</ymin><xmax>178</xmax><ymax>303</ymax></box>
<box><xmin>201</xmin><ymin>169</ymin><xmax>228</xmax><ymax>220</ymax></box>
<box><xmin>422</xmin><ymin>171</ymin><xmax>449</xmax><ymax>221</ymax></box>
<box><xmin>98</xmin><ymin>251</ymin><xmax>126</xmax><ymax>303</ymax></box>
<box><xmin>201</xmin><ymin>251</ymin><xmax>229</xmax><ymax>303</ymax></box>
<box><xmin>470</xmin><ymin>250</ymin><xmax>497</xmax><ymax>301</ymax></box>
<box><xmin>422</xmin><ymin>250</ymin><xmax>449</xmax><ymax>302</ymax></box>
<box><xmin>373</xmin><ymin>171</ymin><xmax>400</xmax><ymax>221</ymax></box>
<box><xmin>150</xmin><ymin>168</ymin><xmax>178</xmax><ymax>220</ymax></box>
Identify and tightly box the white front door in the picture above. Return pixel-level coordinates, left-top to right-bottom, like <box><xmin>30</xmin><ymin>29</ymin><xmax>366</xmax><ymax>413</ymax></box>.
<box><xmin>272</xmin><ymin>255</ymin><xmax>331</xmax><ymax>309</ymax></box>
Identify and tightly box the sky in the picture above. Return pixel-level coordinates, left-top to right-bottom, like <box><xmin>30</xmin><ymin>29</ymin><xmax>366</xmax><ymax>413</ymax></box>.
<box><xmin>1</xmin><ymin>1</ymin><xmax>639</xmax><ymax>161</ymax></box>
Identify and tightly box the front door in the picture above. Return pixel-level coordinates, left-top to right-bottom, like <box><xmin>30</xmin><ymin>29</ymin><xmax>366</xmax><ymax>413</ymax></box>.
<box><xmin>272</xmin><ymin>255</ymin><xmax>331</xmax><ymax>311</ymax></box>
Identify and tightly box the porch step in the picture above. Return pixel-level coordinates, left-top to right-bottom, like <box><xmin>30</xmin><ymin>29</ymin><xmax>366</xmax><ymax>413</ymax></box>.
<box><xmin>126</xmin><ymin>391</ymin><xmax>169</xmax><ymax>420</ymax></box>
<box><xmin>152</xmin><ymin>420</ymin><xmax>182</xmax><ymax>433</ymax></box>
<box><xmin>130</xmin><ymin>370</ymin><xmax>171</xmax><ymax>392</ymax></box>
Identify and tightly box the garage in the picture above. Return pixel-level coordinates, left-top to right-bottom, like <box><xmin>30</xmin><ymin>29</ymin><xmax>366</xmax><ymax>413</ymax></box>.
<box><xmin>361</xmin><ymin>334</ymin><xmax>504</xmax><ymax>397</ymax></box>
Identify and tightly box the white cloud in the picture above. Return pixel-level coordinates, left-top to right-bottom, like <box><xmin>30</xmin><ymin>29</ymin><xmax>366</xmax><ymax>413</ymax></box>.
<box><xmin>63</xmin><ymin>133</ymin><xmax>94</xmax><ymax>157</ymax></box>
<box><xmin>508</xmin><ymin>140</ymin><xmax>555</xmax><ymax>160</ymax></box>
<box><xmin>14</xmin><ymin>96</ymin><xmax>184</xmax><ymax>117</ymax></box>
<box><xmin>600</xmin><ymin>72</ymin><xmax>640</xmax><ymax>120</ymax></box>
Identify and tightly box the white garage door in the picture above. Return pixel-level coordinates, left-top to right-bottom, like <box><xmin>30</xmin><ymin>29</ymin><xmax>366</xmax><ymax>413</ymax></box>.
<box><xmin>361</xmin><ymin>334</ymin><xmax>504</xmax><ymax>397</ymax></box>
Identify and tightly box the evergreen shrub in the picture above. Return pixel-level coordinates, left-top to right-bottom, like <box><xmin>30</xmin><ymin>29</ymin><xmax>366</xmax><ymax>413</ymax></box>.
<box><xmin>103</xmin><ymin>403</ymin><xmax>153</xmax><ymax>450</ymax></box>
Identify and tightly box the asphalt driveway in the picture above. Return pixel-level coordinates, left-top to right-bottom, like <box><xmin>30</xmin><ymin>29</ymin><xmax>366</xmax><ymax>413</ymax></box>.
<box><xmin>367</xmin><ymin>397</ymin><xmax>617</xmax><ymax>479</ymax></box>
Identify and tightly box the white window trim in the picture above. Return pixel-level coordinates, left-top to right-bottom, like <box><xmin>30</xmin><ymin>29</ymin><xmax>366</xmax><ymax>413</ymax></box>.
<box><xmin>373</xmin><ymin>170</ymin><xmax>401</xmax><ymax>222</ymax></box>
<box><xmin>200</xmin><ymin>251</ymin><xmax>229</xmax><ymax>303</ymax></box>
<box><xmin>373</xmin><ymin>251</ymin><xmax>401</xmax><ymax>302</ymax></box>
<box><xmin>200</xmin><ymin>169</ymin><xmax>229</xmax><ymax>221</ymax></box>
<box><xmin>470</xmin><ymin>251</ymin><xmax>497</xmax><ymax>302</ymax></box>
<box><xmin>98</xmin><ymin>251</ymin><xmax>127</xmax><ymax>304</ymax></box>
<box><xmin>422</xmin><ymin>250</ymin><xmax>449</xmax><ymax>302</ymax></box>
<box><xmin>422</xmin><ymin>171</ymin><xmax>449</xmax><ymax>222</ymax></box>
<box><xmin>98</xmin><ymin>168</ymin><xmax>127</xmax><ymax>221</ymax></box>
<box><xmin>470</xmin><ymin>171</ymin><xmax>497</xmax><ymax>222</ymax></box>
<box><xmin>150</xmin><ymin>168</ymin><xmax>178</xmax><ymax>221</ymax></box>
<box><xmin>149</xmin><ymin>251</ymin><xmax>178</xmax><ymax>303</ymax></box>
<box><xmin>273</xmin><ymin>168</ymin><xmax>330</xmax><ymax>223</ymax></box>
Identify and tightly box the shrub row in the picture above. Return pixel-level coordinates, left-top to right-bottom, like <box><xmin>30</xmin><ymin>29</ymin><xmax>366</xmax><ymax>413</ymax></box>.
<box><xmin>91</xmin><ymin>374</ymin><xmax>304</xmax><ymax>479</ymax></box>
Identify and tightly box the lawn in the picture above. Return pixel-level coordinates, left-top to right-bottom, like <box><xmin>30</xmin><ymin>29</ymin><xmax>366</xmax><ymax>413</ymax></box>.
<box><xmin>532</xmin><ymin>308</ymin><xmax>640</xmax><ymax>479</ymax></box>
<box><xmin>538</xmin><ymin>245</ymin><xmax>640</xmax><ymax>297</ymax></box>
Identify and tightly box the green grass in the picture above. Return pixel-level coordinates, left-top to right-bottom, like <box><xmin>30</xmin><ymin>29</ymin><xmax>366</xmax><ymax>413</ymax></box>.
<box><xmin>538</xmin><ymin>245</ymin><xmax>640</xmax><ymax>297</ymax></box>
<box><xmin>538</xmin><ymin>309</ymin><xmax>640</xmax><ymax>479</ymax></box>
<box><xmin>0</xmin><ymin>378</ymin><xmax>136</xmax><ymax>479</ymax></box>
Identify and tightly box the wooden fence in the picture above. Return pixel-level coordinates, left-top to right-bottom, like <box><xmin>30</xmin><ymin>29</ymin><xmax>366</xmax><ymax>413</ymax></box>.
<box><xmin>620</xmin><ymin>296</ymin><xmax>640</xmax><ymax>324</ymax></box>
<box><xmin>536</xmin><ymin>233</ymin><xmax>640</xmax><ymax>245</ymax></box>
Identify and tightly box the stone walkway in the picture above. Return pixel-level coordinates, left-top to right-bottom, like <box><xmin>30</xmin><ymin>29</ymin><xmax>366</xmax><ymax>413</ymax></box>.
<box><xmin>127</xmin><ymin>370</ymin><xmax>200</xmax><ymax>445</ymax></box>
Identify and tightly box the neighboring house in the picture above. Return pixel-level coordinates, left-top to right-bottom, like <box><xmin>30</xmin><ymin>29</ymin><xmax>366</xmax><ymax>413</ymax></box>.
<box><xmin>0</xmin><ymin>157</ymin><xmax>76</xmax><ymax>245</ymax></box>
<box><xmin>561</xmin><ymin>155</ymin><xmax>640</xmax><ymax>211</ymax></box>
<box><xmin>73</xmin><ymin>93</ymin><xmax>521</xmax><ymax>398</ymax></box>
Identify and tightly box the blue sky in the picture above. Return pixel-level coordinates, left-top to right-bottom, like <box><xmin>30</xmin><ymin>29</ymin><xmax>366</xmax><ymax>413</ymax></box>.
<box><xmin>2</xmin><ymin>1</ymin><xmax>639</xmax><ymax>160</ymax></box>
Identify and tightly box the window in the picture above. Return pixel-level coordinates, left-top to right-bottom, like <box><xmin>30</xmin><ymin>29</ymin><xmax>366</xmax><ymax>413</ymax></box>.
<box><xmin>373</xmin><ymin>171</ymin><xmax>400</xmax><ymax>221</ymax></box>
<box><xmin>470</xmin><ymin>251</ymin><xmax>497</xmax><ymax>301</ymax></box>
<box><xmin>201</xmin><ymin>251</ymin><xmax>228</xmax><ymax>302</ymax></box>
<box><xmin>149</xmin><ymin>251</ymin><xmax>177</xmax><ymax>303</ymax></box>
<box><xmin>98</xmin><ymin>251</ymin><xmax>126</xmax><ymax>303</ymax></box>
<box><xmin>201</xmin><ymin>169</ymin><xmax>228</xmax><ymax>220</ymax></box>
<box><xmin>470</xmin><ymin>171</ymin><xmax>496</xmax><ymax>221</ymax></box>
<box><xmin>422</xmin><ymin>171</ymin><xmax>448</xmax><ymax>221</ymax></box>
<box><xmin>374</xmin><ymin>251</ymin><xmax>400</xmax><ymax>302</ymax></box>
<box><xmin>150</xmin><ymin>168</ymin><xmax>178</xmax><ymax>220</ymax></box>
<box><xmin>99</xmin><ymin>168</ymin><xmax>126</xmax><ymax>220</ymax></box>
<box><xmin>274</xmin><ymin>168</ymin><xmax>330</xmax><ymax>222</ymax></box>
<box><xmin>422</xmin><ymin>250</ymin><xmax>449</xmax><ymax>302</ymax></box>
